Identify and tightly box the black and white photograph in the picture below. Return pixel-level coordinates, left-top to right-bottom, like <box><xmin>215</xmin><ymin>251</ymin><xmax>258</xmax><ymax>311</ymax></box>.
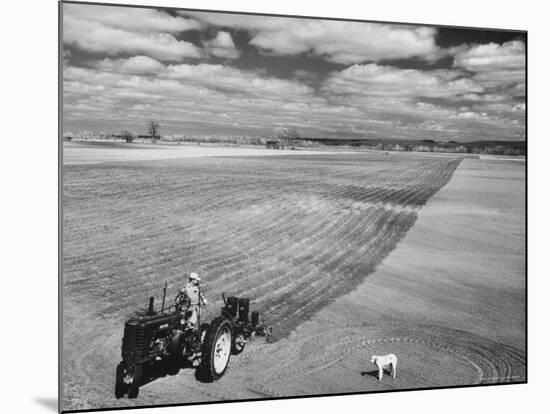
<box><xmin>59</xmin><ymin>0</ymin><xmax>526</xmax><ymax>412</ymax></box>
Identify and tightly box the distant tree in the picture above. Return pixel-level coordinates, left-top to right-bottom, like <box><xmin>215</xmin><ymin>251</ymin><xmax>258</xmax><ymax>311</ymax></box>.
<box><xmin>148</xmin><ymin>120</ymin><xmax>160</xmax><ymax>142</ymax></box>
<box><xmin>277</xmin><ymin>127</ymin><xmax>301</xmax><ymax>139</ymax></box>
<box><xmin>120</xmin><ymin>130</ymin><xmax>136</xmax><ymax>143</ymax></box>
<box><xmin>276</xmin><ymin>127</ymin><xmax>301</xmax><ymax>148</ymax></box>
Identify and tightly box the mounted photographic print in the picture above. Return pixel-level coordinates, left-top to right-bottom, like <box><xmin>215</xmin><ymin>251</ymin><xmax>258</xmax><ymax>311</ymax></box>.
<box><xmin>60</xmin><ymin>1</ymin><xmax>526</xmax><ymax>412</ymax></box>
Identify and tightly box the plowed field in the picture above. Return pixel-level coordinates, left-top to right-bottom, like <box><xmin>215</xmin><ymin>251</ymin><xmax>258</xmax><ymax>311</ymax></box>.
<box><xmin>63</xmin><ymin>154</ymin><xmax>460</xmax><ymax>338</ymax></box>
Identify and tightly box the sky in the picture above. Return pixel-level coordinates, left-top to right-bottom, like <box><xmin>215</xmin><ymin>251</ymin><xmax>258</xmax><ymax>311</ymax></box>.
<box><xmin>62</xmin><ymin>2</ymin><xmax>526</xmax><ymax>141</ymax></box>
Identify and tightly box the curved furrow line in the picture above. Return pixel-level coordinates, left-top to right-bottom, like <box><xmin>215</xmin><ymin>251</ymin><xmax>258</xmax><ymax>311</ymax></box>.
<box><xmin>210</xmin><ymin>209</ymin><xmax>361</xmax><ymax>302</ymax></box>
<box><xmin>326</xmin><ymin>213</ymin><xmax>416</xmax><ymax>286</ymax></box>
<box><xmin>323</xmin><ymin>184</ymin><xmax>388</xmax><ymax>206</ymax></box>
<box><xmin>258</xmin><ymin>210</ymin><xmax>391</xmax><ymax>334</ymax></box>
<box><xmin>167</xmin><ymin>190</ymin><xmax>321</xmax><ymax>256</ymax></box>
<box><xmin>246</xmin><ymin>209</ymin><xmax>388</xmax><ymax>306</ymax></box>
<box><xmin>73</xmin><ymin>196</ymin><xmax>294</xmax><ymax>284</ymax></box>
<box><xmin>201</xmin><ymin>201</ymin><xmax>340</xmax><ymax>272</ymax></box>
<box><xmin>236</xmin><ymin>207</ymin><xmax>384</xmax><ymax>305</ymax></box>
<box><xmin>182</xmin><ymin>202</ymin><xmax>326</xmax><ymax>274</ymax></box>
<box><xmin>317</xmin><ymin>209</ymin><xmax>400</xmax><ymax>276</ymax></box>
<box><xmin>202</xmin><ymin>211</ymin><xmax>348</xmax><ymax>296</ymax></box>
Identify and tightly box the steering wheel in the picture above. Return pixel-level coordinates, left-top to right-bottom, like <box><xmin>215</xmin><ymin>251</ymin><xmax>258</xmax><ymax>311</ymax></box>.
<box><xmin>174</xmin><ymin>291</ymin><xmax>191</xmax><ymax>311</ymax></box>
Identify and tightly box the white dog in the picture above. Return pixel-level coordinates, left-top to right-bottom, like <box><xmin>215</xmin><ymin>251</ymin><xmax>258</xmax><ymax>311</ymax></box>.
<box><xmin>370</xmin><ymin>354</ymin><xmax>397</xmax><ymax>381</ymax></box>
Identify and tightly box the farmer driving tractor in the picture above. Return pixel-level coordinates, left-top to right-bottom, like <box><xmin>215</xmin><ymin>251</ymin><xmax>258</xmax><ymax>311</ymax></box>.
<box><xmin>178</xmin><ymin>272</ymin><xmax>208</xmax><ymax>329</ymax></box>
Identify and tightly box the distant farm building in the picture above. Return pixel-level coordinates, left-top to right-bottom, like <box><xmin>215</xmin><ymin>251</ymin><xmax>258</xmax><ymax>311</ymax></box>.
<box><xmin>266</xmin><ymin>140</ymin><xmax>281</xmax><ymax>149</ymax></box>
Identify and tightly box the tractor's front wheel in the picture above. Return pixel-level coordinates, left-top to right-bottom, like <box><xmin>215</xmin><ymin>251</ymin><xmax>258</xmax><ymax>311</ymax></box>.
<box><xmin>127</xmin><ymin>364</ymin><xmax>142</xmax><ymax>399</ymax></box>
<box><xmin>199</xmin><ymin>316</ymin><xmax>232</xmax><ymax>382</ymax></box>
<box><xmin>115</xmin><ymin>363</ymin><xmax>129</xmax><ymax>398</ymax></box>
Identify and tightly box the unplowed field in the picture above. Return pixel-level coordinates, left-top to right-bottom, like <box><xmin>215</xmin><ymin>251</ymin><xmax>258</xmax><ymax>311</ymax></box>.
<box><xmin>64</xmin><ymin>151</ymin><xmax>521</xmax><ymax>410</ymax></box>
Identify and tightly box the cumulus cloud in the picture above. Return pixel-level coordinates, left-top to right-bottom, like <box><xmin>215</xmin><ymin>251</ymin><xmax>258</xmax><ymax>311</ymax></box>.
<box><xmin>454</xmin><ymin>40</ymin><xmax>525</xmax><ymax>72</ymax></box>
<box><xmin>184</xmin><ymin>12</ymin><xmax>440</xmax><ymax>64</ymax></box>
<box><xmin>323</xmin><ymin>63</ymin><xmax>482</xmax><ymax>98</ymax></box>
<box><xmin>445</xmin><ymin>40</ymin><xmax>525</xmax><ymax>125</ymax></box>
<box><xmin>455</xmin><ymin>93</ymin><xmax>508</xmax><ymax>102</ymax></box>
<box><xmin>96</xmin><ymin>56</ymin><xmax>165</xmax><ymax>75</ymax></box>
<box><xmin>203</xmin><ymin>31</ymin><xmax>241</xmax><ymax>59</ymax></box>
<box><xmin>63</xmin><ymin>4</ymin><xmax>201</xmax><ymax>61</ymax></box>
<box><xmin>68</xmin><ymin>4</ymin><xmax>202</xmax><ymax>32</ymax></box>
<box><xmin>79</xmin><ymin>57</ymin><xmax>313</xmax><ymax>103</ymax></box>
<box><xmin>164</xmin><ymin>63</ymin><xmax>313</xmax><ymax>100</ymax></box>
<box><xmin>453</xmin><ymin>41</ymin><xmax>525</xmax><ymax>90</ymax></box>
<box><xmin>452</xmin><ymin>111</ymin><xmax>488</xmax><ymax>120</ymax></box>
<box><xmin>470</xmin><ymin>69</ymin><xmax>525</xmax><ymax>89</ymax></box>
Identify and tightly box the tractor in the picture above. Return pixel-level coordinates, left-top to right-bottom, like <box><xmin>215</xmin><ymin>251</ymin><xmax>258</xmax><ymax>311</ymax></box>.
<box><xmin>115</xmin><ymin>284</ymin><xmax>271</xmax><ymax>398</ymax></box>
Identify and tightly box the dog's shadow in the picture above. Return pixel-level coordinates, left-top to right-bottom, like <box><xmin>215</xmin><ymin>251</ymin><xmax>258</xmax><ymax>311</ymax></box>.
<box><xmin>361</xmin><ymin>368</ymin><xmax>393</xmax><ymax>380</ymax></box>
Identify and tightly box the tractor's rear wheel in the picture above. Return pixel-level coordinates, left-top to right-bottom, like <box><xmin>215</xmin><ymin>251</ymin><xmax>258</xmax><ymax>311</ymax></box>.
<box><xmin>199</xmin><ymin>316</ymin><xmax>232</xmax><ymax>382</ymax></box>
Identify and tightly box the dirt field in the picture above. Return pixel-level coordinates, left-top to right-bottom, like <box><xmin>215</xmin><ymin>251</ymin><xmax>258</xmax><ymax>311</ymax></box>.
<box><xmin>61</xmin><ymin>143</ymin><xmax>525</xmax><ymax>410</ymax></box>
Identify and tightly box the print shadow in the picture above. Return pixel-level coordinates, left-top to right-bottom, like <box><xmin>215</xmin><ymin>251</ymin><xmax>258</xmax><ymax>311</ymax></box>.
<box><xmin>34</xmin><ymin>397</ymin><xmax>58</xmax><ymax>412</ymax></box>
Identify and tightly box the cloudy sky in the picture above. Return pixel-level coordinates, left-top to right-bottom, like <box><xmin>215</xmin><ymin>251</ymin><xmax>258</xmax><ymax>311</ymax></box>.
<box><xmin>62</xmin><ymin>2</ymin><xmax>526</xmax><ymax>141</ymax></box>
